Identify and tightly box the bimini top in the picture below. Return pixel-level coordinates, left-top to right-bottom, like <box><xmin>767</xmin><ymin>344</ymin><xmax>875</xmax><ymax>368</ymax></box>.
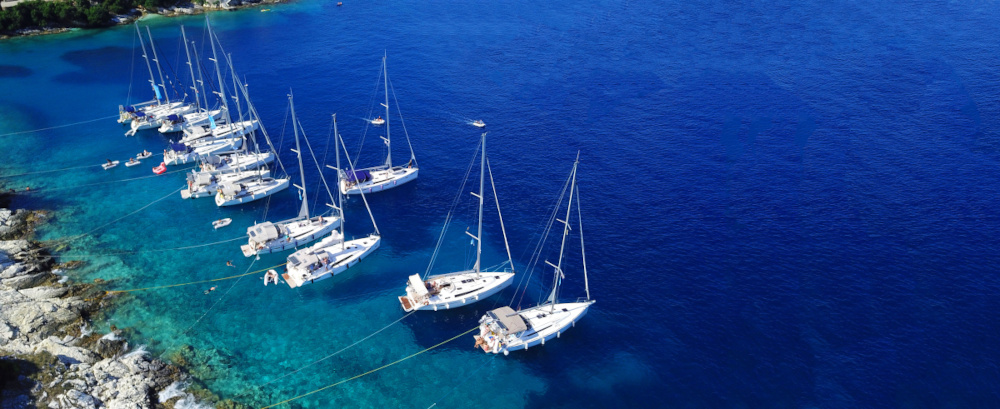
<box><xmin>166</xmin><ymin>114</ymin><xmax>181</xmax><ymax>122</ymax></box>
<box><xmin>487</xmin><ymin>306</ymin><xmax>528</xmax><ymax>334</ymax></box>
<box><xmin>408</xmin><ymin>274</ymin><xmax>428</xmax><ymax>297</ymax></box>
<box><xmin>247</xmin><ymin>222</ymin><xmax>281</xmax><ymax>242</ymax></box>
<box><xmin>125</xmin><ymin>106</ymin><xmax>136</xmax><ymax>113</ymax></box>
<box><xmin>170</xmin><ymin>143</ymin><xmax>190</xmax><ymax>152</ymax></box>
<box><xmin>134</xmin><ymin>111</ymin><xmax>146</xmax><ymax>117</ymax></box>
<box><xmin>346</xmin><ymin>170</ymin><xmax>371</xmax><ymax>183</ymax></box>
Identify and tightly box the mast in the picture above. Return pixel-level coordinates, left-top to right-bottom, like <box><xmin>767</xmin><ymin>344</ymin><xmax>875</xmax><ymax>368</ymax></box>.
<box><xmin>382</xmin><ymin>54</ymin><xmax>392</xmax><ymax>168</ymax></box>
<box><xmin>289</xmin><ymin>91</ymin><xmax>309</xmax><ymax>219</ymax></box>
<box><xmin>334</xmin><ymin>115</ymin><xmax>345</xmax><ymax>249</ymax></box>
<box><xmin>470</xmin><ymin>132</ymin><xmax>486</xmax><ymax>274</ymax></box>
<box><xmin>180</xmin><ymin>26</ymin><xmax>200</xmax><ymax>111</ymax></box>
<box><xmin>207</xmin><ymin>18</ymin><xmax>232</xmax><ymax>125</ymax></box>
<box><xmin>145</xmin><ymin>27</ymin><xmax>170</xmax><ymax>104</ymax></box>
<box><xmin>134</xmin><ymin>24</ymin><xmax>158</xmax><ymax>103</ymax></box>
<box><xmin>189</xmin><ymin>40</ymin><xmax>210</xmax><ymax>112</ymax></box>
<box><xmin>547</xmin><ymin>154</ymin><xmax>579</xmax><ymax>309</ymax></box>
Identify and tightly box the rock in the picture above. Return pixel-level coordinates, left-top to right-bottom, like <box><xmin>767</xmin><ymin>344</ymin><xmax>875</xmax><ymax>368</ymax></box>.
<box><xmin>3</xmin><ymin>272</ymin><xmax>47</xmax><ymax>290</ymax></box>
<box><xmin>94</xmin><ymin>338</ymin><xmax>127</xmax><ymax>359</ymax></box>
<box><xmin>34</xmin><ymin>337</ymin><xmax>98</xmax><ymax>365</ymax></box>
<box><xmin>19</xmin><ymin>286</ymin><xmax>68</xmax><ymax>300</ymax></box>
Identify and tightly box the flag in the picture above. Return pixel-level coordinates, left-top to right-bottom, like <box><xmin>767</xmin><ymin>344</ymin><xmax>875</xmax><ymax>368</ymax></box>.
<box><xmin>209</xmin><ymin>114</ymin><xmax>217</xmax><ymax>130</ymax></box>
<box><xmin>154</xmin><ymin>85</ymin><xmax>163</xmax><ymax>101</ymax></box>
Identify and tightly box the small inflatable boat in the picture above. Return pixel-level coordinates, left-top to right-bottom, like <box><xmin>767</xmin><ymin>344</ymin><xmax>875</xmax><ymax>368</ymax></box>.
<box><xmin>371</xmin><ymin>116</ymin><xmax>385</xmax><ymax>125</ymax></box>
<box><xmin>213</xmin><ymin>218</ymin><xmax>232</xmax><ymax>229</ymax></box>
<box><xmin>472</xmin><ymin>120</ymin><xmax>486</xmax><ymax>128</ymax></box>
<box><xmin>102</xmin><ymin>161</ymin><xmax>119</xmax><ymax>170</ymax></box>
<box><xmin>152</xmin><ymin>162</ymin><xmax>167</xmax><ymax>175</ymax></box>
<box><xmin>136</xmin><ymin>151</ymin><xmax>153</xmax><ymax>160</ymax></box>
<box><xmin>264</xmin><ymin>269</ymin><xmax>279</xmax><ymax>286</ymax></box>
<box><xmin>125</xmin><ymin>159</ymin><xmax>141</xmax><ymax>167</ymax></box>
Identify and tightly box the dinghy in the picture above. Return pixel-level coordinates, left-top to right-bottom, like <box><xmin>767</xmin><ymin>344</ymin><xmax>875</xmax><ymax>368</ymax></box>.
<box><xmin>152</xmin><ymin>162</ymin><xmax>167</xmax><ymax>174</ymax></box>
<box><xmin>136</xmin><ymin>151</ymin><xmax>153</xmax><ymax>160</ymax></box>
<box><xmin>264</xmin><ymin>269</ymin><xmax>278</xmax><ymax>285</ymax></box>
<box><xmin>102</xmin><ymin>161</ymin><xmax>119</xmax><ymax>170</ymax></box>
<box><xmin>213</xmin><ymin>218</ymin><xmax>232</xmax><ymax>229</ymax></box>
<box><xmin>472</xmin><ymin>120</ymin><xmax>486</xmax><ymax>128</ymax></box>
<box><xmin>370</xmin><ymin>116</ymin><xmax>385</xmax><ymax>125</ymax></box>
<box><xmin>125</xmin><ymin>159</ymin><xmax>141</xmax><ymax>167</ymax></box>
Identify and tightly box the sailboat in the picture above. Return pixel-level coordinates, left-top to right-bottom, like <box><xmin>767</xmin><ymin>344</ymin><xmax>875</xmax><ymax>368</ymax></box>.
<box><xmin>181</xmin><ymin>167</ymin><xmax>271</xmax><ymax>199</ymax></box>
<box><xmin>398</xmin><ymin>132</ymin><xmax>515</xmax><ymax>312</ymax></box>
<box><xmin>473</xmin><ymin>154</ymin><xmax>595</xmax><ymax>355</ymax></box>
<box><xmin>283</xmin><ymin>119</ymin><xmax>381</xmax><ymax>288</ymax></box>
<box><xmin>340</xmin><ymin>55</ymin><xmax>418</xmax><ymax>195</ymax></box>
<box><xmin>158</xmin><ymin>26</ymin><xmax>226</xmax><ymax>134</ymax></box>
<box><xmin>125</xmin><ymin>25</ymin><xmax>196</xmax><ymax>136</ymax></box>
<box><xmin>240</xmin><ymin>94</ymin><xmax>342</xmax><ymax>257</ymax></box>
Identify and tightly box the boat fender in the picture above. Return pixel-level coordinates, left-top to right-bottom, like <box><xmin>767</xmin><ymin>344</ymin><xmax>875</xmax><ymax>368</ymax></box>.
<box><xmin>557</xmin><ymin>331</ymin><xmax>561</xmax><ymax>338</ymax></box>
<box><xmin>541</xmin><ymin>337</ymin><xmax>545</xmax><ymax>345</ymax></box>
<box><xmin>503</xmin><ymin>350</ymin><xmax>509</xmax><ymax>356</ymax></box>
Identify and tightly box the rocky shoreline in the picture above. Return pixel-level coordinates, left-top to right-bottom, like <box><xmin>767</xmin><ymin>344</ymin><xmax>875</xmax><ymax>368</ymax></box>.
<box><xmin>0</xmin><ymin>206</ymin><xmax>204</xmax><ymax>409</ymax></box>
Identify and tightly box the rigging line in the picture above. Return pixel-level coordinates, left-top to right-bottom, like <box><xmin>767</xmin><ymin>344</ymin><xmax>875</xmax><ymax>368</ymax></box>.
<box><xmin>353</xmin><ymin>61</ymin><xmax>384</xmax><ymax>168</ymax></box>
<box><xmin>486</xmin><ymin>156</ymin><xmax>517</xmax><ymax>310</ymax></box>
<box><xmin>512</xmin><ymin>166</ymin><xmax>573</xmax><ymax>309</ymax></box>
<box><xmin>260</xmin><ymin>326</ymin><xmax>479</xmax><ymax>409</ymax></box>
<box><xmin>54</xmin><ymin>186</ymin><xmax>183</xmax><ymax>244</ymax></box>
<box><xmin>104</xmin><ymin>262</ymin><xmax>284</xmax><ymax>294</ymax></box>
<box><xmin>426</xmin><ymin>356</ymin><xmax>496</xmax><ymax>409</ymax></box>
<box><xmin>0</xmin><ymin>115</ymin><xmax>120</xmax><ymax>138</ymax></box>
<box><xmin>311</xmin><ymin>116</ymin><xmax>335</xmax><ymax>212</ymax></box>
<box><xmin>387</xmin><ymin>74</ymin><xmax>418</xmax><ymax>166</ymax></box>
<box><xmin>180</xmin><ymin>257</ymin><xmax>258</xmax><ymax>335</ymax></box>
<box><xmin>127</xmin><ymin>31</ymin><xmax>136</xmax><ymax>106</ymax></box>
<box><xmin>253</xmin><ymin>311</ymin><xmax>415</xmax><ymax>390</ymax></box>
<box><xmin>298</xmin><ymin>116</ymin><xmax>337</xmax><ymax>209</ymax></box>
<box><xmin>0</xmin><ymin>153</ymin><xmax>166</xmax><ymax>179</ymax></box>
<box><xmin>15</xmin><ymin>164</ymin><xmax>194</xmax><ymax>193</ymax></box>
<box><xmin>51</xmin><ymin>236</ymin><xmax>245</xmax><ymax>258</ymax></box>
<box><xmin>422</xmin><ymin>138</ymin><xmax>480</xmax><ymax>279</ymax></box>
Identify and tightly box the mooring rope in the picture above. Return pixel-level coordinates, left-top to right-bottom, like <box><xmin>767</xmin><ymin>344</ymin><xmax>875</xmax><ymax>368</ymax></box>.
<box><xmin>0</xmin><ymin>115</ymin><xmax>120</xmax><ymax>138</ymax></box>
<box><xmin>104</xmin><ymin>262</ymin><xmax>284</xmax><ymax>294</ymax></box>
<box><xmin>53</xmin><ymin>186</ymin><xmax>182</xmax><ymax>244</ymax></box>
<box><xmin>52</xmin><ymin>236</ymin><xmax>245</xmax><ymax>258</ymax></box>
<box><xmin>260</xmin><ymin>326</ymin><xmax>478</xmax><ymax>409</ymax></box>
<box><xmin>0</xmin><ymin>153</ymin><xmax>165</xmax><ymax>179</ymax></box>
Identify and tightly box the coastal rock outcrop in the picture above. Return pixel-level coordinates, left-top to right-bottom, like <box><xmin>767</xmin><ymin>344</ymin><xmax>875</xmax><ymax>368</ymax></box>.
<box><xmin>0</xmin><ymin>207</ymin><xmax>195</xmax><ymax>409</ymax></box>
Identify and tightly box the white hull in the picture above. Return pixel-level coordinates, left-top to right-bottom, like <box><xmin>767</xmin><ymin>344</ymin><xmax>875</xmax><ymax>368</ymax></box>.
<box><xmin>399</xmin><ymin>271</ymin><xmax>514</xmax><ymax>312</ymax></box>
<box><xmin>340</xmin><ymin>166</ymin><xmax>418</xmax><ymax>195</ymax></box>
<box><xmin>477</xmin><ymin>301</ymin><xmax>594</xmax><ymax>355</ymax></box>
<box><xmin>164</xmin><ymin>137</ymin><xmax>244</xmax><ymax>166</ymax></box>
<box><xmin>199</xmin><ymin>151</ymin><xmax>275</xmax><ymax>175</ymax></box>
<box><xmin>180</xmin><ymin>120</ymin><xmax>257</xmax><ymax>145</ymax></box>
<box><xmin>181</xmin><ymin>168</ymin><xmax>270</xmax><ymax>199</ymax></box>
<box><xmin>158</xmin><ymin>109</ymin><xmax>225</xmax><ymax>134</ymax></box>
<box><xmin>126</xmin><ymin>102</ymin><xmax>197</xmax><ymax>136</ymax></box>
<box><xmin>241</xmin><ymin>216</ymin><xmax>342</xmax><ymax>257</ymax></box>
<box><xmin>214</xmin><ymin>177</ymin><xmax>290</xmax><ymax>207</ymax></box>
<box><xmin>283</xmin><ymin>234</ymin><xmax>381</xmax><ymax>288</ymax></box>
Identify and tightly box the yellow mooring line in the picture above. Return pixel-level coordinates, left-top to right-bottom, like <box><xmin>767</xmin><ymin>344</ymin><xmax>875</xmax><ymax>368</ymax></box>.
<box><xmin>260</xmin><ymin>326</ymin><xmax>480</xmax><ymax>409</ymax></box>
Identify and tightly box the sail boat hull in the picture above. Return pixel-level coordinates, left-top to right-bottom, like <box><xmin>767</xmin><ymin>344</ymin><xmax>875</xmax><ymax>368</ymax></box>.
<box><xmin>283</xmin><ymin>234</ymin><xmax>381</xmax><ymax>288</ymax></box>
<box><xmin>341</xmin><ymin>166</ymin><xmax>418</xmax><ymax>195</ymax></box>
<box><xmin>476</xmin><ymin>301</ymin><xmax>594</xmax><ymax>355</ymax></box>
<box><xmin>241</xmin><ymin>216</ymin><xmax>342</xmax><ymax>257</ymax></box>
<box><xmin>400</xmin><ymin>271</ymin><xmax>514</xmax><ymax>312</ymax></box>
<box><xmin>214</xmin><ymin>177</ymin><xmax>290</xmax><ymax>207</ymax></box>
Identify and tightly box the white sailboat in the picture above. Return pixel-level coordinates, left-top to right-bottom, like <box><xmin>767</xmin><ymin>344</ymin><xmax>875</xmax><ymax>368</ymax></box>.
<box><xmin>282</xmin><ymin>119</ymin><xmax>381</xmax><ymax>289</ymax></box>
<box><xmin>158</xmin><ymin>26</ymin><xmax>227</xmax><ymax>134</ymax></box>
<box><xmin>340</xmin><ymin>55</ymin><xmax>418</xmax><ymax>195</ymax></box>
<box><xmin>240</xmin><ymin>94</ymin><xmax>342</xmax><ymax>257</ymax></box>
<box><xmin>181</xmin><ymin>167</ymin><xmax>271</xmax><ymax>199</ymax></box>
<box><xmin>398</xmin><ymin>132</ymin><xmax>515</xmax><ymax>312</ymax></box>
<box><xmin>164</xmin><ymin>137</ymin><xmax>244</xmax><ymax>166</ymax></box>
<box><xmin>196</xmin><ymin>151</ymin><xmax>275</xmax><ymax>175</ymax></box>
<box><xmin>474</xmin><ymin>155</ymin><xmax>595</xmax><ymax>355</ymax></box>
<box><xmin>125</xmin><ymin>25</ymin><xmax>196</xmax><ymax>136</ymax></box>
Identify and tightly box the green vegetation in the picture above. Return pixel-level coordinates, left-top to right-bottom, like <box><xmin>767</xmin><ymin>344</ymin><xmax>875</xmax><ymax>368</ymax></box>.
<box><xmin>0</xmin><ymin>0</ymin><xmax>184</xmax><ymax>34</ymax></box>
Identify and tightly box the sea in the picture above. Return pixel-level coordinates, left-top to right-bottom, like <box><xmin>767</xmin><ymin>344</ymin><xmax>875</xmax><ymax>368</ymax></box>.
<box><xmin>2</xmin><ymin>0</ymin><xmax>1000</xmax><ymax>407</ymax></box>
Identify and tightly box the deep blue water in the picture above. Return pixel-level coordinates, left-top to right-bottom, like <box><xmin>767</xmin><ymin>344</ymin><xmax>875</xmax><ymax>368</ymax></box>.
<box><xmin>3</xmin><ymin>1</ymin><xmax>1000</xmax><ymax>407</ymax></box>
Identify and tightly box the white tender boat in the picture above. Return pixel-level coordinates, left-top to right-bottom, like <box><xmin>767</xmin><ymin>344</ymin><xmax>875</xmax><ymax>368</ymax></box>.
<box><xmin>472</xmin><ymin>120</ymin><xmax>486</xmax><ymax>128</ymax></box>
<box><xmin>241</xmin><ymin>95</ymin><xmax>342</xmax><ymax>257</ymax></box>
<box><xmin>212</xmin><ymin>218</ymin><xmax>232</xmax><ymax>229</ymax></box>
<box><xmin>181</xmin><ymin>167</ymin><xmax>270</xmax><ymax>199</ymax></box>
<box><xmin>102</xmin><ymin>161</ymin><xmax>119</xmax><ymax>170</ymax></box>
<box><xmin>474</xmin><ymin>155</ymin><xmax>595</xmax><ymax>355</ymax></box>
<box><xmin>125</xmin><ymin>159</ymin><xmax>141</xmax><ymax>167</ymax></box>
<box><xmin>399</xmin><ymin>132</ymin><xmax>515</xmax><ymax>312</ymax></box>
<box><xmin>341</xmin><ymin>54</ymin><xmax>419</xmax><ymax>195</ymax></box>
<box><xmin>283</xmin><ymin>120</ymin><xmax>381</xmax><ymax>289</ymax></box>
<box><xmin>136</xmin><ymin>151</ymin><xmax>153</xmax><ymax>160</ymax></box>
<box><xmin>370</xmin><ymin>116</ymin><xmax>385</xmax><ymax>125</ymax></box>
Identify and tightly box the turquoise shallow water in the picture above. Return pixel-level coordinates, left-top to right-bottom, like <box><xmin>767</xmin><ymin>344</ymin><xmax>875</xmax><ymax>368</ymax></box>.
<box><xmin>6</xmin><ymin>0</ymin><xmax>1000</xmax><ymax>407</ymax></box>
